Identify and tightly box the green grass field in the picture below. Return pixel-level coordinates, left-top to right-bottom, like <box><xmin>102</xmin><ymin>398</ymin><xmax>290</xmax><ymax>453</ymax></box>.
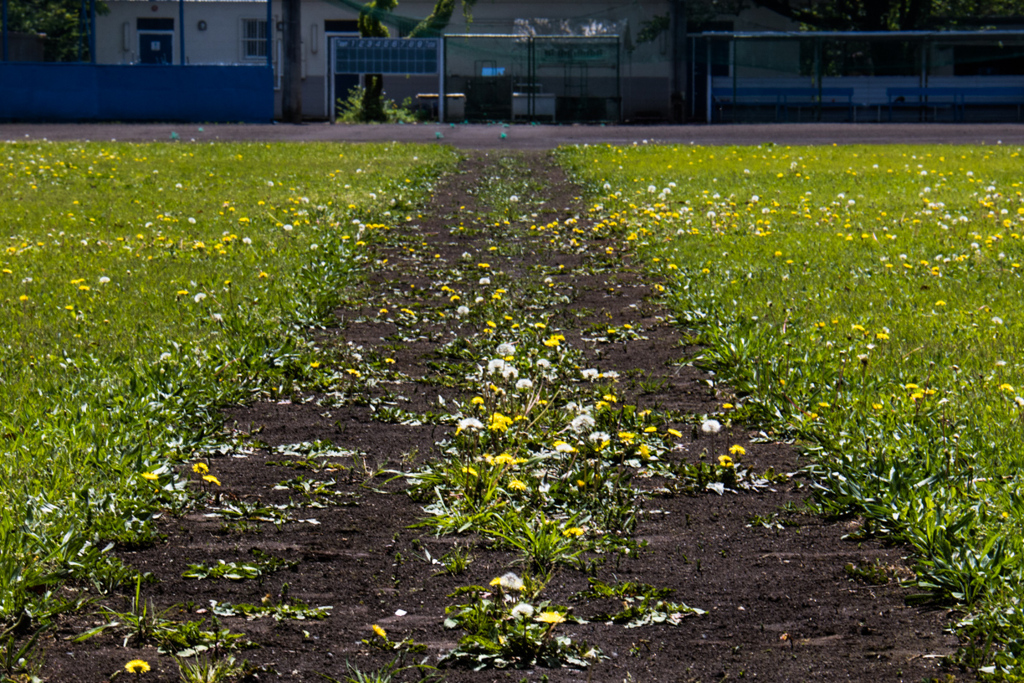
<box><xmin>0</xmin><ymin>141</ymin><xmax>455</xmax><ymax>637</ymax></box>
<box><xmin>3</xmin><ymin>139</ymin><xmax>1024</xmax><ymax>677</ymax></box>
<box><xmin>561</xmin><ymin>142</ymin><xmax>1024</xmax><ymax>675</ymax></box>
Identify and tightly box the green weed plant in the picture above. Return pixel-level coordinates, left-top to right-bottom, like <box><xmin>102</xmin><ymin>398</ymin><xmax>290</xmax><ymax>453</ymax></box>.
<box><xmin>0</xmin><ymin>140</ymin><xmax>454</xmax><ymax>650</ymax></box>
<box><xmin>560</xmin><ymin>142</ymin><xmax>1024</xmax><ymax>676</ymax></box>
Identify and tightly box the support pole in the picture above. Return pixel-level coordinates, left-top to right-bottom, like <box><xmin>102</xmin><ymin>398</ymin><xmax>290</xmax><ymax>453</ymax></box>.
<box><xmin>178</xmin><ymin>0</ymin><xmax>184</xmax><ymax>64</ymax></box>
<box><xmin>705</xmin><ymin>38</ymin><xmax>712</xmax><ymax>123</ymax></box>
<box><xmin>669</xmin><ymin>0</ymin><xmax>686</xmax><ymax>123</ymax></box>
<box><xmin>281</xmin><ymin>0</ymin><xmax>302</xmax><ymax>122</ymax></box>
<box><xmin>2</xmin><ymin>0</ymin><xmax>8</xmax><ymax>62</ymax></box>
<box><xmin>90</xmin><ymin>0</ymin><xmax>97</xmax><ymax>63</ymax></box>
<box><xmin>438</xmin><ymin>37</ymin><xmax>445</xmax><ymax>123</ymax></box>
<box><xmin>79</xmin><ymin>0</ymin><xmax>86</xmax><ymax>61</ymax></box>
<box><xmin>265</xmin><ymin>0</ymin><xmax>272</xmax><ymax>69</ymax></box>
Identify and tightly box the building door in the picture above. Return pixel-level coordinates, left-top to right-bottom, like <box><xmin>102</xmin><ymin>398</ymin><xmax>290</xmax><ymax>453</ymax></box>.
<box><xmin>139</xmin><ymin>33</ymin><xmax>173</xmax><ymax>64</ymax></box>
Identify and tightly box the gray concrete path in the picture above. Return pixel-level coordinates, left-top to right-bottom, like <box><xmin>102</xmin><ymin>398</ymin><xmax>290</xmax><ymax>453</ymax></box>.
<box><xmin>1</xmin><ymin>121</ymin><xmax>1022</xmax><ymax>147</ymax></box>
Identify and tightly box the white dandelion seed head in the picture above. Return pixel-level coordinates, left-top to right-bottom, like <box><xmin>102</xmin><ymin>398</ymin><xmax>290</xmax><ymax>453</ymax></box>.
<box><xmin>536</xmin><ymin>359</ymin><xmax>551</xmax><ymax>369</ymax></box>
<box><xmin>487</xmin><ymin>359</ymin><xmax>518</xmax><ymax>380</ymax></box>
<box><xmin>457</xmin><ymin>305</ymin><xmax>470</xmax><ymax>316</ymax></box>
<box><xmin>570</xmin><ymin>414</ymin><xmax>596</xmax><ymax>433</ymax></box>
<box><xmin>496</xmin><ymin>343</ymin><xmax>516</xmax><ymax>357</ymax></box>
<box><xmin>701</xmin><ymin>419</ymin><xmax>722</xmax><ymax>434</ymax></box>
<box><xmin>499</xmin><ymin>572</ymin><xmax>524</xmax><ymax>591</ymax></box>
<box><xmin>98</xmin><ymin>276</ymin><xmax>110</xmax><ymax>284</ymax></box>
<box><xmin>589</xmin><ymin>431</ymin><xmax>611</xmax><ymax>443</ymax></box>
<box><xmin>515</xmin><ymin>378</ymin><xmax>533</xmax><ymax>391</ymax></box>
<box><xmin>457</xmin><ymin>417</ymin><xmax>484</xmax><ymax>432</ymax></box>
<box><xmin>511</xmin><ymin>603</ymin><xmax>534</xmax><ymax>618</ymax></box>
<box><xmin>193</xmin><ymin>292</ymin><xmax>207</xmax><ymax>303</ymax></box>
<box><xmin>479</xmin><ymin>277</ymin><xmax>491</xmax><ymax>286</ymax></box>
<box><xmin>283</xmin><ymin>224</ymin><xmax>293</xmax><ymax>232</ymax></box>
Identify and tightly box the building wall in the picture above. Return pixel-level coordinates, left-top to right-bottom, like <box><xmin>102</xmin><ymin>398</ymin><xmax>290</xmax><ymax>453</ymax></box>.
<box><xmin>98</xmin><ymin>0</ymin><xmax>675</xmax><ymax>121</ymax></box>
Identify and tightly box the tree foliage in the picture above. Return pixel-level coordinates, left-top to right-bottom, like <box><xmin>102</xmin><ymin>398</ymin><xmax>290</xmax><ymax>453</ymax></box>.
<box><xmin>407</xmin><ymin>0</ymin><xmax>477</xmax><ymax>38</ymax></box>
<box><xmin>4</xmin><ymin>0</ymin><xmax>107</xmax><ymax>62</ymax></box>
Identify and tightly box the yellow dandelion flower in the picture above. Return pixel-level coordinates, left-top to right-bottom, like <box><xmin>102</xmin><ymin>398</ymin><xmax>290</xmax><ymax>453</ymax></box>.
<box><xmin>667</xmin><ymin>428</ymin><xmax>682</xmax><ymax>438</ymax></box>
<box><xmin>489</xmin><ymin>412</ymin><xmax>513</xmax><ymax>432</ymax></box>
<box><xmin>729</xmin><ymin>444</ymin><xmax>746</xmax><ymax>456</ymax></box>
<box><xmin>372</xmin><ymin>624</ymin><xmax>387</xmax><ymax>639</ymax></box>
<box><xmin>202</xmin><ymin>475</ymin><xmax>221</xmax><ymax>486</ymax></box>
<box><xmin>140</xmin><ymin>472</ymin><xmax>159</xmax><ymax>481</ymax></box>
<box><xmin>192</xmin><ymin>463</ymin><xmax>209</xmax><ymax>475</ymax></box>
<box><xmin>718</xmin><ymin>455</ymin><xmax>734</xmax><ymax>468</ymax></box>
<box><xmin>535</xmin><ymin>611</ymin><xmax>566</xmax><ymax>625</ymax></box>
<box><xmin>508</xmin><ymin>478</ymin><xmax>527</xmax><ymax>491</ymax></box>
<box><xmin>124</xmin><ymin>659</ymin><xmax>150</xmax><ymax>674</ymax></box>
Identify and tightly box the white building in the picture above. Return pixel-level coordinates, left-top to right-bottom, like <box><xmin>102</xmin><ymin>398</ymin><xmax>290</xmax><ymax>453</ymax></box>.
<box><xmin>95</xmin><ymin>0</ymin><xmax>677</xmax><ymax>121</ymax></box>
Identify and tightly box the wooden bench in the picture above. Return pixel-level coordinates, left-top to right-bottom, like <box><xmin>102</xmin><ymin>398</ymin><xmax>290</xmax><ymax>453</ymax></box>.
<box><xmin>887</xmin><ymin>86</ymin><xmax>1024</xmax><ymax>122</ymax></box>
<box><xmin>711</xmin><ymin>87</ymin><xmax>854</xmax><ymax>122</ymax></box>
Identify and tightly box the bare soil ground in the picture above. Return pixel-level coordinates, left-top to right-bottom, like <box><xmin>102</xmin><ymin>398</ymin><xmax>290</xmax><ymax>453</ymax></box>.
<box><xmin>39</xmin><ymin>151</ymin><xmax>970</xmax><ymax>683</ymax></box>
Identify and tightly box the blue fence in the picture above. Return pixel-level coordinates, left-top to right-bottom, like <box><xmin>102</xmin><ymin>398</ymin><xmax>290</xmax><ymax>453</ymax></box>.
<box><xmin>0</xmin><ymin>63</ymin><xmax>274</xmax><ymax>122</ymax></box>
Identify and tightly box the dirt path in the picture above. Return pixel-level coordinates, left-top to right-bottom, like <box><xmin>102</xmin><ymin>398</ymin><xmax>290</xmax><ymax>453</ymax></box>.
<box><xmin>42</xmin><ymin>152</ymin><xmax>968</xmax><ymax>683</ymax></box>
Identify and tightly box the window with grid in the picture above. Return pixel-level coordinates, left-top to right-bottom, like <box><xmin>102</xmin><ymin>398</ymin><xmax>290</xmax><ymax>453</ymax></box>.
<box><xmin>242</xmin><ymin>19</ymin><xmax>268</xmax><ymax>59</ymax></box>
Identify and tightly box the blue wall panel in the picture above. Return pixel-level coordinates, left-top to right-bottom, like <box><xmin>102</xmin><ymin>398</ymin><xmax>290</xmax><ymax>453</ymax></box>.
<box><xmin>0</xmin><ymin>63</ymin><xmax>273</xmax><ymax>122</ymax></box>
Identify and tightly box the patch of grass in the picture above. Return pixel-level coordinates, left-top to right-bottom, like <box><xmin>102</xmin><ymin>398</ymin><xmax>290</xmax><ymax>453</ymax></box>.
<box><xmin>0</xmin><ymin>140</ymin><xmax>455</xmax><ymax>651</ymax></box>
<box><xmin>559</xmin><ymin>142</ymin><xmax>1024</xmax><ymax>672</ymax></box>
